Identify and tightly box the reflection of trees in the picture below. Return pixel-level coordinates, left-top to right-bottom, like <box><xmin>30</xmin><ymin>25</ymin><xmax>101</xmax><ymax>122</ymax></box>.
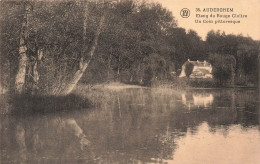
<box><xmin>0</xmin><ymin>88</ymin><xmax>259</xmax><ymax>163</ymax></box>
<box><xmin>1</xmin><ymin>115</ymin><xmax>94</xmax><ymax>163</ymax></box>
<box><xmin>0</xmin><ymin>94</ymin><xmax>95</xmax><ymax>163</ymax></box>
<box><xmin>94</xmin><ymin>88</ymin><xmax>259</xmax><ymax>163</ymax></box>
<box><xmin>15</xmin><ymin>123</ymin><xmax>27</xmax><ymax>164</ymax></box>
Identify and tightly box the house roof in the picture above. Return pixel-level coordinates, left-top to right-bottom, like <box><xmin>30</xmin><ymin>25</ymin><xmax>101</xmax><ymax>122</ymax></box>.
<box><xmin>185</xmin><ymin>60</ymin><xmax>211</xmax><ymax>67</ymax></box>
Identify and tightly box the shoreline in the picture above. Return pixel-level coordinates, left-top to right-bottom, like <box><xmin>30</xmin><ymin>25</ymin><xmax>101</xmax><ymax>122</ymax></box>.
<box><xmin>84</xmin><ymin>82</ymin><xmax>258</xmax><ymax>91</ymax></box>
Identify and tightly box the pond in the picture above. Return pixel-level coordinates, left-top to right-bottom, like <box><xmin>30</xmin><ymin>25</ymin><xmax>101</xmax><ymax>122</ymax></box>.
<box><xmin>0</xmin><ymin>87</ymin><xmax>259</xmax><ymax>163</ymax></box>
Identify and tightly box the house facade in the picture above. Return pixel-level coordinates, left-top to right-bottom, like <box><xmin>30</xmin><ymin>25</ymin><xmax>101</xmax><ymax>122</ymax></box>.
<box><xmin>179</xmin><ymin>59</ymin><xmax>213</xmax><ymax>78</ymax></box>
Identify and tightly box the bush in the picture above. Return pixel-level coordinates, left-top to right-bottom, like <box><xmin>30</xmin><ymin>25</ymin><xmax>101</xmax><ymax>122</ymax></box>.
<box><xmin>208</xmin><ymin>53</ymin><xmax>235</xmax><ymax>86</ymax></box>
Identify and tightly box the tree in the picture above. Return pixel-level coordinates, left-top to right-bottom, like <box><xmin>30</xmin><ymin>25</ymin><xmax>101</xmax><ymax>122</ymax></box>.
<box><xmin>208</xmin><ymin>53</ymin><xmax>235</xmax><ymax>86</ymax></box>
<box><xmin>1</xmin><ymin>1</ymin><xmax>108</xmax><ymax>95</ymax></box>
<box><xmin>184</xmin><ymin>62</ymin><xmax>194</xmax><ymax>77</ymax></box>
<box><xmin>206</xmin><ymin>30</ymin><xmax>259</xmax><ymax>86</ymax></box>
<box><xmin>60</xmin><ymin>2</ymin><xmax>106</xmax><ymax>95</ymax></box>
<box><xmin>15</xmin><ymin>2</ymin><xmax>31</xmax><ymax>94</ymax></box>
<box><xmin>86</xmin><ymin>1</ymin><xmax>177</xmax><ymax>84</ymax></box>
<box><xmin>186</xmin><ymin>30</ymin><xmax>206</xmax><ymax>60</ymax></box>
<box><xmin>0</xmin><ymin>1</ymin><xmax>23</xmax><ymax>92</ymax></box>
<box><xmin>142</xmin><ymin>53</ymin><xmax>168</xmax><ymax>86</ymax></box>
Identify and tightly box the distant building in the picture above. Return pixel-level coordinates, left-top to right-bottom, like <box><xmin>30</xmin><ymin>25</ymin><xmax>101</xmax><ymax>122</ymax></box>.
<box><xmin>179</xmin><ymin>59</ymin><xmax>213</xmax><ymax>78</ymax></box>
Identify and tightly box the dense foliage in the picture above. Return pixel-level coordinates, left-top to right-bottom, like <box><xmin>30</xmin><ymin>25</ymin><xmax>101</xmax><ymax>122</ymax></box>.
<box><xmin>206</xmin><ymin>31</ymin><xmax>259</xmax><ymax>86</ymax></box>
<box><xmin>0</xmin><ymin>0</ymin><xmax>259</xmax><ymax>93</ymax></box>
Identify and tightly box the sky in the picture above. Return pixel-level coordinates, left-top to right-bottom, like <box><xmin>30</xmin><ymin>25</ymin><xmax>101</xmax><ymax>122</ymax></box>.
<box><xmin>152</xmin><ymin>0</ymin><xmax>260</xmax><ymax>40</ymax></box>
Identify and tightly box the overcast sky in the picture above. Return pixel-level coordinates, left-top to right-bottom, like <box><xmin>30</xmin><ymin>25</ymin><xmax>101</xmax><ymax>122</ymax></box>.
<box><xmin>153</xmin><ymin>0</ymin><xmax>260</xmax><ymax>40</ymax></box>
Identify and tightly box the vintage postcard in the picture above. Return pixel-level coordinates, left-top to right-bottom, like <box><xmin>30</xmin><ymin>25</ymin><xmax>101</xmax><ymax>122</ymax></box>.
<box><xmin>0</xmin><ymin>0</ymin><xmax>259</xmax><ymax>163</ymax></box>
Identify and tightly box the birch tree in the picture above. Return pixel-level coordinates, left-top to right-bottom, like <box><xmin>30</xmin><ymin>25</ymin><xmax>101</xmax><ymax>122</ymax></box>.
<box><xmin>60</xmin><ymin>14</ymin><xmax>105</xmax><ymax>95</ymax></box>
<box><xmin>8</xmin><ymin>1</ymin><xmax>107</xmax><ymax>95</ymax></box>
<box><xmin>59</xmin><ymin>2</ymin><xmax>106</xmax><ymax>95</ymax></box>
<box><xmin>15</xmin><ymin>2</ymin><xmax>32</xmax><ymax>94</ymax></box>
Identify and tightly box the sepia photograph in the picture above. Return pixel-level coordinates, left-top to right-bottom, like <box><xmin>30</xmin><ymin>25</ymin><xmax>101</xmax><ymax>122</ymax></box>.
<box><xmin>0</xmin><ymin>0</ymin><xmax>259</xmax><ymax>163</ymax></box>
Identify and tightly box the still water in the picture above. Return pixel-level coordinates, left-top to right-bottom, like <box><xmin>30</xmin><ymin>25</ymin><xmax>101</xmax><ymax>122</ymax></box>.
<box><xmin>0</xmin><ymin>88</ymin><xmax>259</xmax><ymax>164</ymax></box>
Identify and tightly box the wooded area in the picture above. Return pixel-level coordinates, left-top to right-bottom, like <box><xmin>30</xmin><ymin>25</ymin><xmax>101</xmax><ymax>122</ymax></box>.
<box><xmin>0</xmin><ymin>0</ymin><xmax>259</xmax><ymax>95</ymax></box>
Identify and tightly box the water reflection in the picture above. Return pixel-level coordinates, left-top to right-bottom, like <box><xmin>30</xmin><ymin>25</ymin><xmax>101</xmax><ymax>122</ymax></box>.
<box><xmin>170</xmin><ymin>123</ymin><xmax>260</xmax><ymax>164</ymax></box>
<box><xmin>182</xmin><ymin>93</ymin><xmax>214</xmax><ymax>108</ymax></box>
<box><xmin>15</xmin><ymin>123</ymin><xmax>27</xmax><ymax>164</ymax></box>
<box><xmin>0</xmin><ymin>88</ymin><xmax>259</xmax><ymax>163</ymax></box>
<box><xmin>1</xmin><ymin>115</ymin><xmax>94</xmax><ymax>163</ymax></box>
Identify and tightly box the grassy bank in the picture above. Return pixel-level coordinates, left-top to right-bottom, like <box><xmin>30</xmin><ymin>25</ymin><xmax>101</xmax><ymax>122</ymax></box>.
<box><xmin>149</xmin><ymin>78</ymin><xmax>259</xmax><ymax>90</ymax></box>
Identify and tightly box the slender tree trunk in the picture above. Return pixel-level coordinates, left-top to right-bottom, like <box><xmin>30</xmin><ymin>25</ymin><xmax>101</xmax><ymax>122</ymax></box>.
<box><xmin>107</xmin><ymin>48</ymin><xmax>112</xmax><ymax>80</ymax></box>
<box><xmin>230</xmin><ymin>56</ymin><xmax>236</xmax><ymax>87</ymax></box>
<box><xmin>15</xmin><ymin>2</ymin><xmax>32</xmax><ymax>94</ymax></box>
<box><xmin>15</xmin><ymin>46</ymin><xmax>28</xmax><ymax>94</ymax></box>
<box><xmin>29</xmin><ymin>49</ymin><xmax>43</xmax><ymax>94</ymax></box>
<box><xmin>60</xmin><ymin>14</ymin><xmax>105</xmax><ymax>95</ymax></box>
<box><xmin>258</xmin><ymin>49</ymin><xmax>260</xmax><ymax>88</ymax></box>
<box><xmin>0</xmin><ymin>53</ymin><xmax>3</xmax><ymax>93</ymax></box>
<box><xmin>231</xmin><ymin>63</ymin><xmax>235</xmax><ymax>87</ymax></box>
<box><xmin>117</xmin><ymin>56</ymin><xmax>120</xmax><ymax>82</ymax></box>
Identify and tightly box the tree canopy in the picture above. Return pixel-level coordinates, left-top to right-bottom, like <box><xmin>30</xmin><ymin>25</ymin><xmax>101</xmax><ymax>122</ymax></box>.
<box><xmin>0</xmin><ymin>0</ymin><xmax>259</xmax><ymax>93</ymax></box>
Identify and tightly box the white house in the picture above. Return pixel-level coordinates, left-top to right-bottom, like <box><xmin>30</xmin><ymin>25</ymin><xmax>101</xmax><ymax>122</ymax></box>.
<box><xmin>179</xmin><ymin>59</ymin><xmax>213</xmax><ymax>78</ymax></box>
